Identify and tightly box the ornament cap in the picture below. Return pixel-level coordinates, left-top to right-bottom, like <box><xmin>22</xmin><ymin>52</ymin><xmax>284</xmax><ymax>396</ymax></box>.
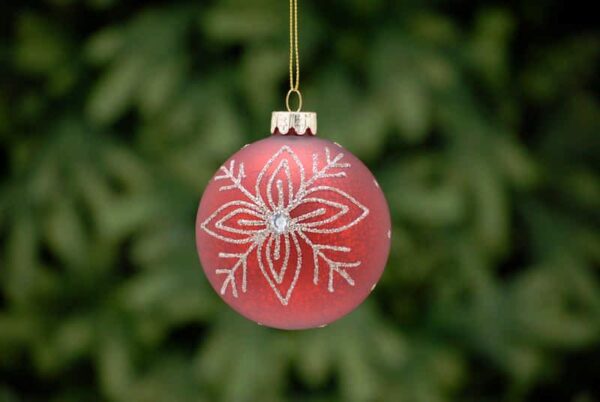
<box><xmin>271</xmin><ymin>111</ymin><xmax>317</xmax><ymax>136</ymax></box>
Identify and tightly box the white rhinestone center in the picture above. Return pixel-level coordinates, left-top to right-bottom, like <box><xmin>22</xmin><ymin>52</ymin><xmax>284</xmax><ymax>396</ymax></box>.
<box><xmin>270</xmin><ymin>212</ymin><xmax>290</xmax><ymax>234</ymax></box>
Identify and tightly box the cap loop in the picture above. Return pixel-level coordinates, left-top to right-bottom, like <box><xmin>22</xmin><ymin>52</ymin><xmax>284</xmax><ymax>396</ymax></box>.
<box><xmin>285</xmin><ymin>89</ymin><xmax>303</xmax><ymax>112</ymax></box>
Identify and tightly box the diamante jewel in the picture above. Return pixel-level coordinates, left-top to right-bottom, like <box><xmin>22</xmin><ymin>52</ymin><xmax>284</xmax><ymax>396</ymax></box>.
<box><xmin>270</xmin><ymin>212</ymin><xmax>290</xmax><ymax>234</ymax></box>
<box><xmin>201</xmin><ymin>146</ymin><xmax>369</xmax><ymax>305</ymax></box>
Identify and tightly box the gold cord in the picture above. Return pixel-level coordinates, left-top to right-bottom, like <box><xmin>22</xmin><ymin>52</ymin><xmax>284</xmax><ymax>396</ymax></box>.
<box><xmin>286</xmin><ymin>0</ymin><xmax>302</xmax><ymax>112</ymax></box>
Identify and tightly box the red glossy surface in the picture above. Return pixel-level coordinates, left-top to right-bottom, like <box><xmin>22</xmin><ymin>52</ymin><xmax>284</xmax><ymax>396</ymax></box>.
<box><xmin>196</xmin><ymin>135</ymin><xmax>391</xmax><ymax>329</ymax></box>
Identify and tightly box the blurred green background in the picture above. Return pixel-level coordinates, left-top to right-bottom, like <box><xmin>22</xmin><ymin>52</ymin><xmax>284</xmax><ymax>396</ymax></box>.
<box><xmin>1</xmin><ymin>0</ymin><xmax>599</xmax><ymax>401</ymax></box>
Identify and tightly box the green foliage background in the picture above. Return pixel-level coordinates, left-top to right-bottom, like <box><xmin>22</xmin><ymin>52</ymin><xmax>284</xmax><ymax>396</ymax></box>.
<box><xmin>0</xmin><ymin>1</ymin><xmax>599</xmax><ymax>401</ymax></box>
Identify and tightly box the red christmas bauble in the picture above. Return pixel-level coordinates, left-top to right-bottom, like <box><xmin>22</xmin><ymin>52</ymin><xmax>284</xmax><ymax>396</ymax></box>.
<box><xmin>196</xmin><ymin>113</ymin><xmax>391</xmax><ymax>329</ymax></box>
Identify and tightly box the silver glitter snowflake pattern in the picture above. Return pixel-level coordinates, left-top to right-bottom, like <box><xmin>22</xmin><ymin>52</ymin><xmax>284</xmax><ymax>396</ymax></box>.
<box><xmin>201</xmin><ymin>146</ymin><xmax>369</xmax><ymax>305</ymax></box>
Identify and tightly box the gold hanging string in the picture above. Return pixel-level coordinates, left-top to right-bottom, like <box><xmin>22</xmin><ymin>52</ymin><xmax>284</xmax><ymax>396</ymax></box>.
<box><xmin>286</xmin><ymin>0</ymin><xmax>302</xmax><ymax>112</ymax></box>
